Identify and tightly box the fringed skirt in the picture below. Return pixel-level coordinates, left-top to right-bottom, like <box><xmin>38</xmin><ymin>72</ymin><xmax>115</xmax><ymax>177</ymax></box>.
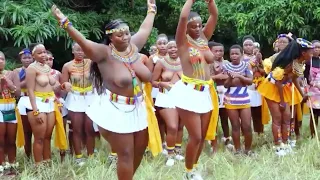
<box><xmin>86</xmin><ymin>89</ymin><xmax>148</xmax><ymax>134</ymax></box>
<box><xmin>224</xmin><ymin>86</ymin><xmax>250</xmax><ymax>110</ymax></box>
<box><xmin>169</xmin><ymin>80</ymin><xmax>212</xmax><ymax>113</ymax></box>
<box><xmin>155</xmin><ymin>88</ymin><xmax>175</xmax><ymax>109</ymax></box>
<box><xmin>65</xmin><ymin>91</ymin><xmax>94</xmax><ymax>112</ymax></box>
<box><xmin>248</xmin><ymin>84</ymin><xmax>262</xmax><ymax>107</ymax></box>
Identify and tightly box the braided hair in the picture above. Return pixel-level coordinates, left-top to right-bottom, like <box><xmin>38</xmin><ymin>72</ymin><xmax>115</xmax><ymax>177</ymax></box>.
<box><xmin>90</xmin><ymin>19</ymin><xmax>127</xmax><ymax>95</ymax></box>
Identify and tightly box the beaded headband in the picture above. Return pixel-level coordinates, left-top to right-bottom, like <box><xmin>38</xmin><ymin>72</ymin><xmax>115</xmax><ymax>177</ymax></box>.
<box><xmin>253</xmin><ymin>42</ymin><xmax>260</xmax><ymax>48</ymax></box>
<box><xmin>188</xmin><ymin>16</ymin><xmax>202</xmax><ymax>23</ymax></box>
<box><xmin>243</xmin><ymin>39</ymin><xmax>254</xmax><ymax>45</ymax></box>
<box><xmin>296</xmin><ymin>38</ymin><xmax>314</xmax><ymax>49</ymax></box>
<box><xmin>167</xmin><ymin>41</ymin><xmax>176</xmax><ymax>46</ymax></box>
<box><xmin>19</xmin><ymin>49</ymin><xmax>31</xmax><ymax>56</ymax></box>
<box><xmin>32</xmin><ymin>44</ymin><xmax>45</xmax><ymax>55</ymax></box>
<box><xmin>277</xmin><ymin>32</ymin><xmax>292</xmax><ymax>40</ymax></box>
<box><xmin>105</xmin><ymin>25</ymin><xmax>130</xmax><ymax>35</ymax></box>
<box><xmin>157</xmin><ymin>37</ymin><xmax>168</xmax><ymax>43</ymax></box>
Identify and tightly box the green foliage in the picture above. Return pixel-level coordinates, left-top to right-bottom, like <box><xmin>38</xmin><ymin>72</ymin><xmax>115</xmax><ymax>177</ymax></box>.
<box><xmin>1</xmin><ymin>0</ymin><xmax>320</xmax><ymax>66</ymax></box>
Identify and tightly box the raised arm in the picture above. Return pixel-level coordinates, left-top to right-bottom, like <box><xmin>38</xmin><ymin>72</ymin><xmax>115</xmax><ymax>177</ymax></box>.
<box><xmin>176</xmin><ymin>0</ymin><xmax>194</xmax><ymax>48</ymax></box>
<box><xmin>51</xmin><ymin>5</ymin><xmax>108</xmax><ymax>62</ymax></box>
<box><xmin>202</xmin><ymin>0</ymin><xmax>218</xmax><ymax>40</ymax></box>
<box><xmin>131</xmin><ymin>0</ymin><xmax>157</xmax><ymax>51</ymax></box>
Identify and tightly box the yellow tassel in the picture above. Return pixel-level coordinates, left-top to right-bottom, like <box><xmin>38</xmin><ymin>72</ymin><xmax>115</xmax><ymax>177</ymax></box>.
<box><xmin>15</xmin><ymin>107</ymin><xmax>25</xmax><ymax>148</ymax></box>
<box><xmin>296</xmin><ymin>103</ymin><xmax>303</xmax><ymax>122</ymax></box>
<box><xmin>272</xmin><ymin>67</ymin><xmax>284</xmax><ymax>81</ymax></box>
<box><xmin>54</xmin><ymin>102</ymin><xmax>68</xmax><ymax>150</ymax></box>
<box><xmin>143</xmin><ymin>82</ymin><xmax>153</xmax><ymax>106</ymax></box>
<box><xmin>303</xmin><ymin>103</ymin><xmax>310</xmax><ymax>115</ymax></box>
<box><xmin>263</xmin><ymin>58</ymin><xmax>272</xmax><ymax>74</ymax></box>
<box><xmin>261</xmin><ymin>96</ymin><xmax>270</xmax><ymax>125</ymax></box>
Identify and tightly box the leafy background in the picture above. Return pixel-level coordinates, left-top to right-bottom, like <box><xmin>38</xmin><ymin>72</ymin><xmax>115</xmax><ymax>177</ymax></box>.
<box><xmin>1</xmin><ymin>0</ymin><xmax>320</xmax><ymax>70</ymax></box>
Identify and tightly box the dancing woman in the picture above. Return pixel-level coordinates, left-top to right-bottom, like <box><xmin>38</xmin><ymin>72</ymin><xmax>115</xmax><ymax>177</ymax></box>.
<box><xmin>52</xmin><ymin>1</ymin><xmax>161</xmax><ymax>179</ymax></box>
<box><xmin>0</xmin><ymin>52</ymin><xmax>20</xmax><ymax>175</ymax></box>
<box><xmin>173</xmin><ymin>0</ymin><xmax>218</xmax><ymax>179</ymax></box>
<box><xmin>21</xmin><ymin>43</ymin><xmax>67</xmax><ymax>164</ymax></box>
<box><xmin>152</xmin><ymin>40</ymin><xmax>184</xmax><ymax>166</ymax></box>
<box><xmin>258</xmin><ymin>38</ymin><xmax>313</xmax><ymax>156</ymax></box>
<box><xmin>15</xmin><ymin>49</ymin><xmax>33</xmax><ymax>158</ymax></box>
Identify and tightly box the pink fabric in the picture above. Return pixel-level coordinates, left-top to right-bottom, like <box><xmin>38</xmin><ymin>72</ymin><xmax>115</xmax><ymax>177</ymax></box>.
<box><xmin>308</xmin><ymin>67</ymin><xmax>320</xmax><ymax>109</ymax></box>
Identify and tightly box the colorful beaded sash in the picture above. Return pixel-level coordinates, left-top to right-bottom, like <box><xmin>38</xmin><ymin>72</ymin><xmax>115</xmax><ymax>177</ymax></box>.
<box><xmin>189</xmin><ymin>47</ymin><xmax>205</xmax><ymax>80</ymax></box>
<box><xmin>224</xmin><ymin>87</ymin><xmax>250</xmax><ymax>105</ymax></box>
<box><xmin>183</xmin><ymin>82</ymin><xmax>206</xmax><ymax>92</ymax></box>
<box><xmin>109</xmin><ymin>92</ymin><xmax>136</xmax><ymax>105</ymax></box>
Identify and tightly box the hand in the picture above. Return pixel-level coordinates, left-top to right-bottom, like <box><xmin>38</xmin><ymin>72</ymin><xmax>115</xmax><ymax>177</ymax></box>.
<box><xmin>205</xmin><ymin>0</ymin><xmax>212</xmax><ymax>3</ymax></box>
<box><xmin>148</xmin><ymin>0</ymin><xmax>156</xmax><ymax>6</ymax></box>
<box><xmin>256</xmin><ymin>53</ymin><xmax>262</xmax><ymax>63</ymax></box>
<box><xmin>64</xmin><ymin>82</ymin><xmax>72</xmax><ymax>92</ymax></box>
<box><xmin>279</xmin><ymin>101</ymin><xmax>286</xmax><ymax>112</ymax></box>
<box><xmin>302</xmin><ymin>95</ymin><xmax>308</xmax><ymax>103</ymax></box>
<box><xmin>230</xmin><ymin>72</ymin><xmax>241</xmax><ymax>79</ymax></box>
<box><xmin>51</xmin><ymin>5</ymin><xmax>66</xmax><ymax>21</ymax></box>
<box><xmin>35</xmin><ymin>113</ymin><xmax>45</xmax><ymax>124</ymax></box>
<box><xmin>159</xmin><ymin>82</ymin><xmax>172</xmax><ymax>91</ymax></box>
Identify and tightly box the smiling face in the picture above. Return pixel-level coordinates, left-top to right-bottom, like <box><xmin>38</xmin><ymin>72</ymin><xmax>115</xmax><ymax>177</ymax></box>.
<box><xmin>109</xmin><ymin>24</ymin><xmax>131</xmax><ymax>51</ymax></box>
<box><xmin>32</xmin><ymin>44</ymin><xmax>47</xmax><ymax>64</ymax></box>
<box><xmin>167</xmin><ymin>41</ymin><xmax>178</xmax><ymax>59</ymax></box>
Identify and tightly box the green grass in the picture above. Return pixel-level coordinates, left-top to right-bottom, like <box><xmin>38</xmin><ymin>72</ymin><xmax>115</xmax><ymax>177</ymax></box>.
<box><xmin>12</xmin><ymin>115</ymin><xmax>320</xmax><ymax>180</ymax></box>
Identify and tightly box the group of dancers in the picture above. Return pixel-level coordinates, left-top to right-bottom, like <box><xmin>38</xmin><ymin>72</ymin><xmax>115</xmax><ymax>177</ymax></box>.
<box><xmin>0</xmin><ymin>0</ymin><xmax>318</xmax><ymax>180</ymax></box>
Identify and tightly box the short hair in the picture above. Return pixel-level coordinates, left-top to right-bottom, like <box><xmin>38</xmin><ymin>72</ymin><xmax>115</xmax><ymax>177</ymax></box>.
<box><xmin>230</xmin><ymin>44</ymin><xmax>243</xmax><ymax>53</ymax></box>
<box><xmin>208</xmin><ymin>41</ymin><xmax>224</xmax><ymax>49</ymax></box>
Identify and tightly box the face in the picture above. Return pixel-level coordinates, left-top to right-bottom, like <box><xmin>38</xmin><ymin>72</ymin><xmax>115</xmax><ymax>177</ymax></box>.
<box><xmin>187</xmin><ymin>18</ymin><xmax>202</xmax><ymax>39</ymax></box>
<box><xmin>156</xmin><ymin>38</ymin><xmax>168</xmax><ymax>54</ymax></box>
<box><xmin>72</xmin><ymin>43</ymin><xmax>84</xmax><ymax>60</ymax></box>
<box><xmin>0</xmin><ymin>53</ymin><xmax>5</xmax><ymax>70</ymax></box>
<box><xmin>20</xmin><ymin>53</ymin><xmax>33</xmax><ymax>68</ymax></box>
<box><xmin>243</xmin><ymin>39</ymin><xmax>254</xmax><ymax>55</ymax></box>
<box><xmin>32</xmin><ymin>44</ymin><xmax>47</xmax><ymax>63</ymax></box>
<box><xmin>211</xmin><ymin>46</ymin><xmax>224</xmax><ymax>61</ymax></box>
<box><xmin>230</xmin><ymin>48</ymin><xmax>242</xmax><ymax>64</ymax></box>
<box><xmin>110</xmin><ymin>24</ymin><xmax>131</xmax><ymax>50</ymax></box>
<box><xmin>301</xmin><ymin>49</ymin><xmax>313</xmax><ymax>62</ymax></box>
<box><xmin>253</xmin><ymin>48</ymin><xmax>260</xmax><ymax>55</ymax></box>
<box><xmin>167</xmin><ymin>41</ymin><xmax>178</xmax><ymax>59</ymax></box>
<box><xmin>149</xmin><ymin>46</ymin><xmax>157</xmax><ymax>55</ymax></box>
<box><xmin>277</xmin><ymin>37</ymin><xmax>289</xmax><ymax>51</ymax></box>
<box><xmin>313</xmin><ymin>42</ymin><xmax>320</xmax><ymax>57</ymax></box>
<box><xmin>46</xmin><ymin>54</ymin><xmax>54</xmax><ymax>68</ymax></box>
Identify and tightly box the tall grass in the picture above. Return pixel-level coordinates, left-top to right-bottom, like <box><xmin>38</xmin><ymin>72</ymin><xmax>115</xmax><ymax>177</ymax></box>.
<box><xmin>13</xmin><ymin>115</ymin><xmax>320</xmax><ymax>180</ymax></box>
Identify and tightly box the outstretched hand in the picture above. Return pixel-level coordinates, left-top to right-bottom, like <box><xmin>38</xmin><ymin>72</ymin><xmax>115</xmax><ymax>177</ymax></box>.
<box><xmin>51</xmin><ymin>5</ymin><xmax>66</xmax><ymax>20</ymax></box>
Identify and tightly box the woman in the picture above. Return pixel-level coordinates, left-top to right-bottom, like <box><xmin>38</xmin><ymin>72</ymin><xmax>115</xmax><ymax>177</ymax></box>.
<box><xmin>61</xmin><ymin>43</ymin><xmax>95</xmax><ymax>165</ymax></box>
<box><xmin>223</xmin><ymin>45</ymin><xmax>253</xmax><ymax>155</ymax></box>
<box><xmin>15</xmin><ymin>48</ymin><xmax>34</xmax><ymax>158</ymax></box>
<box><xmin>173</xmin><ymin>0</ymin><xmax>218</xmax><ymax>179</ymax></box>
<box><xmin>0</xmin><ymin>52</ymin><xmax>20</xmax><ymax>175</ymax></box>
<box><xmin>52</xmin><ymin>1</ymin><xmax>161</xmax><ymax>179</ymax></box>
<box><xmin>242</xmin><ymin>36</ymin><xmax>267</xmax><ymax>135</ymax></box>
<box><xmin>152</xmin><ymin>40</ymin><xmax>184</xmax><ymax>166</ymax></box>
<box><xmin>45</xmin><ymin>51</ymin><xmax>70</xmax><ymax>161</ymax></box>
<box><xmin>149</xmin><ymin>34</ymin><xmax>168</xmax><ymax>152</ymax></box>
<box><xmin>149</xmin><ymin>45</ymin><xmax>158</xmax><ymax>56</ymax></box>
<box><xmin>307</xmin><ymin>40</ymin><xmax>320</xmax><ymax>137</ymax></box>
<box><xmin>259</xmin><ymin>38</ymin><xmax>313</xmax><ymax>156</ymax></box>
<box><xmin>21</xmin><ymin>43</ymin><xmax>67</xmax><ymax>165</ymax></box>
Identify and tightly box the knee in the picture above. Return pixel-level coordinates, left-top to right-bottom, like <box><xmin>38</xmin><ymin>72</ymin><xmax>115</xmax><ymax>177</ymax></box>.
<box><xmin>189</xmin><ymin>134</ymin><xmax>202</xmax><ymax>145</ymax></box>
<box><xmin>34</xmin><ymin>137</ymin><xmax>44</xmax><ymax>145</ymax></box>
<box><xmin>117</xmin><ymin>148</ymin><xmax>134</xmax><ymax>163</ymax></box>
<box><xmin>242</xmin><ymin>124</ymin><xmax>252</xmax><ymax>134</ymax></box>
<box><xmin>166</xmin><ymin>124</ymin><xmax>178</xmax><ymax>134</ymax></box>
<box><xmin>231</xmin><ymin>124</ymin><xmax>241</xmax><ymax>133</ymax></box>
<box><xmin>272</xmin><ymin>117</ymin><xmax>281</xmax><ymax>126</ymax></box>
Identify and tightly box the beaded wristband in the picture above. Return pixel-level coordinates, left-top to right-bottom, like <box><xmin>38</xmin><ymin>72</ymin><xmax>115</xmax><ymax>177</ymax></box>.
<box><xmin>59</xmin><ymin>17</ymin><xmax>72</xmax><ymax>29</ymax></box>
<box><xmin>147</xmin><ymin>5</ymin><xmax>157</xmax><ymax>14</ymax></box>
<box><xmin>33</xmin><ymin>110</ymin><xmax>40</xmax><ymax>116</ymax></box>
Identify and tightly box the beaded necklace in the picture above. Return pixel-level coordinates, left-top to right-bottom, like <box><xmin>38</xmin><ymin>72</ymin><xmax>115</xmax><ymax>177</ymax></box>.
<box><xmin>292</xmin><ymin>59</ymin><xmax>305</xmax><ymax>76</ymax></box>
<box><xmin>70</xmin><ymin>59</ymin><xmax>90</xmax><ymax>88</ymax></box>
<box><xmin>187</xmin><ymin>34</ymin><xmax>209</xmax><ymax>51</ymax></box>
<box><xmin>189</xmin><ymin>47</ymin><xmax>205</xmax><ymax>80</ymax></box>
<box><xmin>0</xmin><ymin>70</ymin><xmax>11</xmax><ymax>99</ymax></box>
<box><xmin>160</xmin><ymin>55</ymin><xmax>181</xmax><ymax>72</ymax></box>
<box><xmin>30</xmin><ymin>61</ymin><xmax>50</xmax><ymax>74</ymax></box>
<box><xmin>111</xmin><ymin>44</ymin><xmax>142</xmax><ymax>104</ymax></box>
<box><xmin>224</xmin><ymin>61</ymin><xmax>249</xmax><ymax>75</ymax></box>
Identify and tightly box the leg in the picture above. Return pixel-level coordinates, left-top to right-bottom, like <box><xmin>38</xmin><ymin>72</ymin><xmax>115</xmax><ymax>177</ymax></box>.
<box><xmin>227</xmin><ymin>109</ymin><xmax>241</xmax><ymax>151</ymax></box>
<box><xmin>251</xmin><ymin>106</ymin><xmax>263</xmax><ymax>134</ymax></box>
<box><xmin>175</xmin><ymin>118</ymin><xmax>184</xmax><ymax>153</ymax></box>
<box><xmin>21</xmin><ymin>115</ymin><xmax>32</xmax><ymax>158</ymax></box>
<box><xmin>133</xmin><ymin>129</ymin><xmax>148</xmax><ymax>173</ymax></box>
<box><xmin>0</xmin><ymin>123</ymin><xmax>5</xmax><ymax>165</ymax></box>
<box><xmin>219</xmin><ymin>108</ymin><xmax>230</xmax><ymax>141</ymax></box>
<box><xmin>239</xmin><ymin>108</ymin><xmax>253</xmax><ymax>152</ymax></box>
<box><xmin>176</xmin><ymin>108</ymin><xmax>202</xmax><ymax>170</ymax></box>
<box><xmin>6</xmin><ymin>123</ymin><xmax>17</xmax><ymax>163</ymax></box>
<box><xmin>99</xmin><ymin>128</ymin><xmax>135</xmax><ymax>180</ymax></box>
<box><xmin>194</xmin><ymin>111</ymin><xmax>211</xmax><ymax>165</ymax></box>
<box><xmin>159</xmin><ymin>108</ymin><xmax>179</xmax><ymax>156</ymax></box>
<box><xmin>69</xmin><ymin>111</ymin><xmax>85</xmax><ymax>158</ymax></box>
<box><xmin>43</xmin><ymin>112</ymin><xmax>55</xmax><ymax>161</ymax></box>
<box><xmin>68</xmin><ymin>121</ymin><xmax>74</xmax><ymax>155</ymax></box>
<box><xmin>27</xmin><ymin>112</ymin><xmax>47</xmax><ymax>164</ymax></box>
<box><xmin>310</xmin><ymin>109</ymin><xmax>319</xmax><ymax>138</ymax></box>
<box><xmin>85</xmin><ymin>115</ymin><xmax>95</xmax><ymax>156</ymax></box>
<box><xmin>266</xmin><ymin>99</ymin><xmax>283</xmax><ymax>145</ymax></box>
<box><xmin>60</xmin><ymin>117</ymin><xmax>68</xmax><ymax>162</ymax></box>
<box><xmin>281</xmin><ymin>105</ymin><xmax>291</xmax><ymax>143</ymax></box>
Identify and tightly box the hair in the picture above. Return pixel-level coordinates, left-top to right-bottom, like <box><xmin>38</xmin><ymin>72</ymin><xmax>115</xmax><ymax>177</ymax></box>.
<box><xmin>157</xmin><ymin>34</ymin><xmax>168</xmax><ymax>41</ymax></box>
<box><xmin>91</xmin><ymin>19</ymin><xmax>127</xmax><ymax>94</ymax></box>
<box><xmin>29</xmin><ymin>43</ymin><xmax>41</xmax><ymax>53</ymax></box>
<box><xmin>312</xmin><ymin>40</ymin><xmax>320</xmax><ymax>44</ymax></box>
<box><xmin>0</xmin><ymin>51</ymin><xmax>4</xmax><ymax>58</ymax></box>
<box><xmin>242</xmin><ymin>35</ymin><xmax>255</xmax><ymax>44</ymax></box>
<box><xmin>253</xmin><ymin>42</ymin><xmax>260</xmax><ymax>49</ymax></box>
<box><xmin>208</xmin><ymin>41</ymin><xmax>224</xmax><ymax>49</ymax></box>
<box><xmin>271</xmin><ymin>40</ymin><xmax>312</xmax><ymax>70</ymax></box>
<box><xmin>230</xmin><ymin>44</ymin><xmax>243</xmax><ymax>53</ymax></box>
<box><xmin>46</xmin><ymin>50</ymin><xmax>53</xmax><ymax>56</ymax></box>
<box><xmin>188</xmin><ymin>11</ymin><xmax>200</xmax><ymax>21</ymax></box>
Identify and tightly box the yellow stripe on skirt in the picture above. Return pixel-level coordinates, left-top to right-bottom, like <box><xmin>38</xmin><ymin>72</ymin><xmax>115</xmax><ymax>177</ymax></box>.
<box><xmin>34</xmin><ymin>91</ymin><xmax>68</xmax><ymax>150</ymax></box>
<box><xmin>143</xmin><ymin>82</ymin><xmax>153</xmax><ymax>106</ymax></box>
<box><xmin>181</xmin><ymin>74</ymin><xmax>219</xmax><ymax>140</ymax></box>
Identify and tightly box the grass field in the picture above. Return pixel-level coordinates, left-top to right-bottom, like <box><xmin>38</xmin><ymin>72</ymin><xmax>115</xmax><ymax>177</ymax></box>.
<box><xmin>10</xmin><ymin>115</ymin><xmax>320</xmax><ymax>180</ymax></box>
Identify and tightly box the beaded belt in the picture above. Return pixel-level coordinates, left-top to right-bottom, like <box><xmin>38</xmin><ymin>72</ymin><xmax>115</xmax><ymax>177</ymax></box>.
<box><xmin>109</xmin><ymin>93</ymin><xmax>136</xmax><ymax>105</ymax></box>
<box><xmin>183</xmin><ymin>82</ymin><xmax>206</xmax><ymax>92</ymax></box>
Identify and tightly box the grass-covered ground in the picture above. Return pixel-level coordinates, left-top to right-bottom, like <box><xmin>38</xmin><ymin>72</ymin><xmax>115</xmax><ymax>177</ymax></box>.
<box><xmin>10</xmin><ymin>115</ymin><xmax>320</xmax><ymax>180</ymax></box>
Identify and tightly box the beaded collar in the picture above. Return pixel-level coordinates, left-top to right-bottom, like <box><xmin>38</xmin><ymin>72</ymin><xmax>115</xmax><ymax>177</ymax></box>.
<box><xmin>160</xmin><ymin>56</ymin><xmax>182</xmax><ymax>72</ymax></box>
<box><xmin>187</xmin><ymin>35</ymin><xmax>209</xmax><ymax>51</ymax></box>
<box><xmin>224</xmin><ymin>61</ymin><xmax>249</xmax><ymax>75</ymax></box>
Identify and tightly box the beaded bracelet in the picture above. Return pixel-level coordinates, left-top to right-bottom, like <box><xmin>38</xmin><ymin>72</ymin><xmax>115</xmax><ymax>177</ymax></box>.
<box><xmin>147</xmin><ymin>5</ymin><xmax>157</xmax><ymax>14</ymax></box>
<box><xmin>59</xmin><ymin>17</ymin><xmax>72</xmax><ymax>29</ymax></box>
<box><xmin>33</xmin><ymin>110</ymin><xmax>40</xmax><ymax>116</ymax></box>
